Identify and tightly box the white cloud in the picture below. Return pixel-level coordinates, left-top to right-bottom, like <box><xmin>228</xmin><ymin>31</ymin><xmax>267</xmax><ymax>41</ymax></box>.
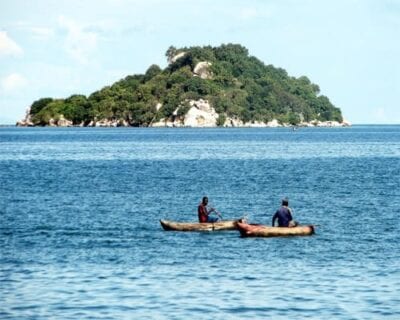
<box><xmin>0</xmin><ymin>31</ymin><xmax>23</xmax><ymax>57</ymax></box>
<box><xmin>11</xmin><ymin>21</ymin><xmax>55</xmax><ymax>40</ymax></box>
<box><xmin>1</xmin><ymin>73</ymin><xmax>28</xmax><ymax>93</ymax></box>
<box><xmin>58</xmin><ymin>16</ymin><xmax>98</xmax><ymax>64</ymax></box>
<box><xmin>30</xmin><ymin>27</ymin><xmax>55</xmax><ymax>40</ymax></box>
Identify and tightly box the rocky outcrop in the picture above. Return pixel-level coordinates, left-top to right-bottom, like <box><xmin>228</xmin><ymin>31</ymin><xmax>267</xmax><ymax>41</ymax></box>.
<box><xmin>17</xmin><ymin>101</ymin><xmax>351</xmax><ymax>128</ymax></box>
<box><xmin>16</xmin><ymin>107</ymin><xmax>34</xmax><ymax>126</ymax></box>
<box><xmin>223</xmin><ymin>116</ymin><xmax>243</xmax><ymax>127</ymax></box>
<box><xmin>94</xmin><ymin>119</ymin><xmax>130</xmax><ymax>127</ymax></box>
<box><xmin>184</xmin><ymin>99</ymin><xmax>218</xmax><ymax>127</ymax></box>
<box><xmin>57</xmin><ymin>115</ymin><xmax>73</xmax><ymax>127</ymax></box>
<box><xmin>95</xmin><ymin>119</ymin><xmax>117</xmax><ymax>127</ymax></box>
<box><xmin>193</xmin><ymin>61</ymin><xmax>212</xmax><ymax>79</ymax></box>
<box><xmin>46</xmin><ymin>115</ymin><xmax>73</xmax><ymax>127</ymax></box>
<box><xmin>150</xmin><ymin>101</ymin><xmax>351</xmax><ymax>128</ymax></box>
<box><xmin>168</xmin><ymin>52</ymin><xmax>186</xmax><ymax>64</ymax></box>
<box><xmin>222</xmin><ymin>118</ymin><xmax>282</xmax><ymax>127</ymax></box>
<box><xmin>87</xmin><ymin>119</ymin><xmax>128</xmax><ymax>127</ymax></box>
<box><xmin>342</xmin><ymin>119</ymin><xmax>352</xmax><ymax>127</ymax></box>
<box><xmin>151</xmin><ymin>99</ymin><xmax>219</xmax><ymax>127</ymax></box>
<box><xmin>151</xmin><ymin>118</ymin><xmax>168</xmax><ymax>127</ymax></box>
<box><xmin>48</xmin><ymin>118</ymin><xmax>57</xmax><ymax>127</ymax></box>
<box><xmin>16</xmin><ymin>110</ymin><xmax>76</xmax><ymax>127</ymax></box>
<box><xmin>265</xmin><ymin>119</ymin><xmax>282</xmax><ymax>127</ymax></box>
<box><xmin>298</xmin><ymin>119</ymin><xmax>351</xmax><ymax>127</ymax></box>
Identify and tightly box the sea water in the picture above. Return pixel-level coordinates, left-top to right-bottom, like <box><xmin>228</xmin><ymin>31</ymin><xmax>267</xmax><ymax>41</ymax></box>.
<box><xmin>1</xmin><ymin>126</ymin><xmax>399</xmax><ymax>319</ymax></box>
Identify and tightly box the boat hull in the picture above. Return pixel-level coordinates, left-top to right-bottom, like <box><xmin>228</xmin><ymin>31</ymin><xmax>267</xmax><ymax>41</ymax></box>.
<box><xmin>160</xmin><ymin>219</ymin><xmax>243</xmax><ymax>231</ymax></box>
<box><xmin>237</xmin><ymin>222</ymin><xmax>315</xmax><ymax>237</ymax></box>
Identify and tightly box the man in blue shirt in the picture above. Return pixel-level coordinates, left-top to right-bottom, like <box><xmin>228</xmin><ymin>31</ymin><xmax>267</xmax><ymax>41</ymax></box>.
<box><xmin>272</xmin><ymin>198</ymin><xmax>298</xmax><ymax>227</ymax></box>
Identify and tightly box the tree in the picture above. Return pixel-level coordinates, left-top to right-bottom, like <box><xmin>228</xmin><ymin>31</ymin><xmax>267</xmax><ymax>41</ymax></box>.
<box><xmin>28</xmin><ymin>44</ymin><xmax>343</xmax><ymax>126</ymax></box>
<box><xmin>30</xmin><ymin>97</ymin><xmax>53</xmax><ymax>115</ymax></box>
<box><xmin>165</xmin><ymin>46</ymin><xmax>180</xmax><ymax>65</ymax></box>
<box><xmin>144</xmin><ymin>64</ymin><xmax>162</xmax><ymax>82</ymax></box>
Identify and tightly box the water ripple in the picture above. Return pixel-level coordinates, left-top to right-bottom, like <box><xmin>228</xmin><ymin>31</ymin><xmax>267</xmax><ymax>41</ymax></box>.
<box><xmin>1</xmin><ymin>126</ymin><xmax>400</xmax><ymax>319</ymax></box>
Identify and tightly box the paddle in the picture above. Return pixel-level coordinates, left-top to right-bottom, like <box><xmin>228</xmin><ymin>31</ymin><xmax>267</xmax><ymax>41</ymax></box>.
<box><xmin>208</xmin><ymin>203</ymin><xmax>223</xmax><ymax>220</ymax></box>
<box><xmin>213</xmin><ymin>209</ymin><xmax>223</xmax><ymax>220</ymax></box>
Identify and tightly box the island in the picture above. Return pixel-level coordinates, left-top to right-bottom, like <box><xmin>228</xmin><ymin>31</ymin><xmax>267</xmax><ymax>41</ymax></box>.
<box><xmin>17</xmin><ymin>44</ymin><xmax>350</xmax><ymax>128</ymax></box>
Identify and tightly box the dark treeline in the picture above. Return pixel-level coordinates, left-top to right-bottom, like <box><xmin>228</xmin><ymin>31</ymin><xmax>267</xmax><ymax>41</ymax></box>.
<box><xmin>29</xmin><ymin>44</ymin><xmax>342</xmax><ymax>126</ymax></box>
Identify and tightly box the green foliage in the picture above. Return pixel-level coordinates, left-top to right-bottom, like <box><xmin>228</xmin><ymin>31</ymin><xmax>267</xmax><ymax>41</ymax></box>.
<box><xmin>165</xmin><ymin>46</ymin><xmax>177</xmax><ymax>61</ymax></box>
<box><xmin>144</xmin><ymin>64</ymin><xmax>162</xmax><ymax>82</ymax></box>
<box><xmin>32</xmin><ymin>99</ymin><xmax>66</xmax><ymax>125</ymax></box>
<box><xmin>216</xmin><ymin>113</ymin><xmax>226</xmax><ymax>126</ymax></box>
<box><xmin>63</xmin><ymin>94</ymin><xmax>90</xmax><ymax>123</ymax></box>
<box><xmin>28</xmin><ymin>44</ymin><xmax>343</xmax><ymax>126</ymax></box>
<box><xmin>30</xmin><ymin>98</ymin><xmax>53</xmax><ymax>115</ymax></box>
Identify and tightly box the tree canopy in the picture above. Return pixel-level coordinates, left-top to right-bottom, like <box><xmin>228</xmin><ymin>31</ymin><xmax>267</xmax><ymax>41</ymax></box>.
<box><xmin>29</xmin><ymin>44</ymin><xmax>343</xmax><ymax>126</ymax></box>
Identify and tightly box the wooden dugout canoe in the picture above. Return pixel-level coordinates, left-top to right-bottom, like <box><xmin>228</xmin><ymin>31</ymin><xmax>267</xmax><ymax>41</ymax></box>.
<box><xmin>160</xmin><ymin>219</ymin><xmax>244</xmax><ymax>231</ymax></box>
<box><xmin>237</xmin><ymin>222</ymin><xmax>315</xmax><ymax>237</ymax></box>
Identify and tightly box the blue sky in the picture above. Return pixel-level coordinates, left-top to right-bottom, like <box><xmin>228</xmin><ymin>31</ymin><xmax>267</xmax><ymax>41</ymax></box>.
<box><xmin>0</xmin><ymin>0</ymin><xmax>399</xmax><ymax>124</ymax></box>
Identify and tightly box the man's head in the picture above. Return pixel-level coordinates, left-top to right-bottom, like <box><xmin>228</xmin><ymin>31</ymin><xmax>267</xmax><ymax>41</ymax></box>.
<box><xmin>282</xmin><ymin>197</ymin><xmax>289</xmax><ymax>206</ymax></box>
<box><xmin>202</xmin><ymin>196</ymin><xmax>208</xmax><ymax>205</ymax></box>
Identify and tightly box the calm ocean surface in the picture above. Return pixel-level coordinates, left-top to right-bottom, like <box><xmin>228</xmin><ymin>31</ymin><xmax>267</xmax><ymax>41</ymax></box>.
<box><xmin>1</xmin><ymin>126</ymin><xmax>400</xmax><ymax>319</ymax></box>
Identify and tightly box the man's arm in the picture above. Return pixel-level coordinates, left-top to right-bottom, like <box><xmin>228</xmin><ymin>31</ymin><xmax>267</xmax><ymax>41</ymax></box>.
<box><xmin>272</xmin><ymin>212</ymin><xmax>278</xmax><ymax>227</ymax></box>
<box><xmin>287</xmin><ymin>207</ymin><xmax>293</xmax><ymax>221</ymax></box>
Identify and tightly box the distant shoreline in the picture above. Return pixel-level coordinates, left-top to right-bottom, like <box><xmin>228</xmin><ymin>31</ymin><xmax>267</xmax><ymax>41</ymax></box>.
<box><xmin>2</xmin><ymin>124</ymin><xmax>400</xmax><ymax>127</ymax></box>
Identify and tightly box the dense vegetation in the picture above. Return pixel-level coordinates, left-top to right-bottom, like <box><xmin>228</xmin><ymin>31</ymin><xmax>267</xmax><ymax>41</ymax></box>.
<box><xmin>29</xmin><ymin>44</ymin><xmax>342</xmax><ymax>126</ymax></box>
